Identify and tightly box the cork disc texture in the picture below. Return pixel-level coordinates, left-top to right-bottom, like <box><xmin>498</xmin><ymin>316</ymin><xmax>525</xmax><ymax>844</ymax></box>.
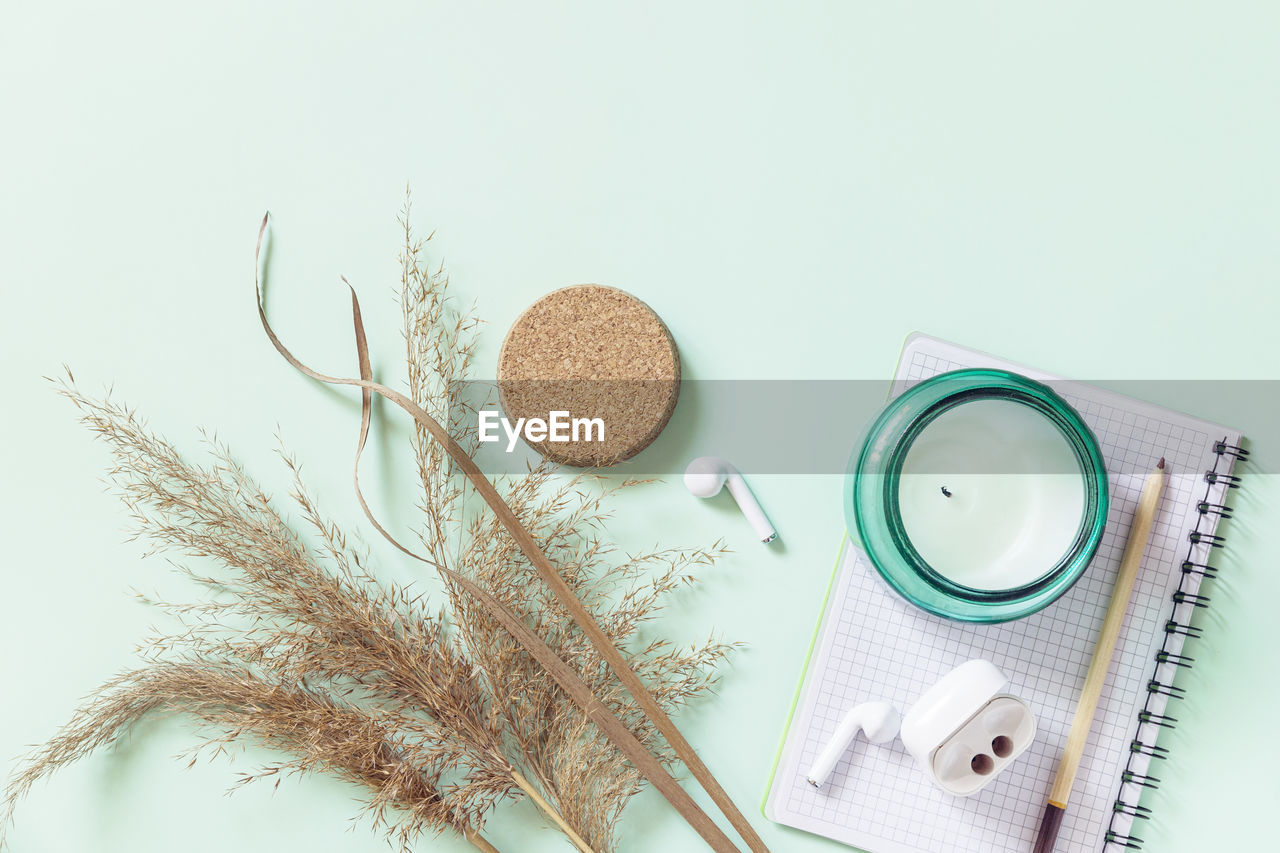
<box><xmin>497</xmin><ymin>284</ymin><xmax>681</xmax><ymax>467</ymax></box>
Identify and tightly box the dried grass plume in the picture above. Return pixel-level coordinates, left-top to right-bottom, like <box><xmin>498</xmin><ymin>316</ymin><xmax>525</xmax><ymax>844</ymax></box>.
<box><xmin>1</xmin><ymin>196</ymin><xmax>732</xmax><ymax>853</ymax></box>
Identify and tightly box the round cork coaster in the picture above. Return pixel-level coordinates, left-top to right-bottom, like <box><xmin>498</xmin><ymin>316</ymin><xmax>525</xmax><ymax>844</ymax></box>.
<box><xmin>497</xmin><ymin>284</ymin><xmax>680</xmax><ymax>467</ymax></box>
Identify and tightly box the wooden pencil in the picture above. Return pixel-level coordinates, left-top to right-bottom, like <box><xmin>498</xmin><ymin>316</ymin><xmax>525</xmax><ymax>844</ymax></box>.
<box><xmin>1032</xmin><ymin>457</ymin><xmax>1167</xmax><ymax>853</ymax></box>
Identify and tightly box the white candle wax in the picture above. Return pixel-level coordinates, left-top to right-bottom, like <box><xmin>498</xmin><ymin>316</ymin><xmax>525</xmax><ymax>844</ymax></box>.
<box><xmin>897</xmin><ymin>399</ymin><xmax>1085</xmax><ymax>590</ymax></box>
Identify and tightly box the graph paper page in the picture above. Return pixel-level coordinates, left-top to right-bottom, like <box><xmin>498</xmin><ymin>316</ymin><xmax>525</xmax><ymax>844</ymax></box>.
<box><xmin>764</xmin><ymin>335</ymin><xmax>1240</xmax><ymax>853</ymax></box>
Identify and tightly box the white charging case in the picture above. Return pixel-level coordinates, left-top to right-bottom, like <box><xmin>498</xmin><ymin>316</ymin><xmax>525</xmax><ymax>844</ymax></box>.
<box><xmin>899</xmin><ymin>659</ymin><xmax>1036</xmax><ymax>797</ymax></box>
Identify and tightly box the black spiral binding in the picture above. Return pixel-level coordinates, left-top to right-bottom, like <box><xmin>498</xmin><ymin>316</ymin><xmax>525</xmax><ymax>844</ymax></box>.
<box><xmin>1102</xmin><ymin>439</ymin><xmax>1247</xmax><ymax>851</ymax></box>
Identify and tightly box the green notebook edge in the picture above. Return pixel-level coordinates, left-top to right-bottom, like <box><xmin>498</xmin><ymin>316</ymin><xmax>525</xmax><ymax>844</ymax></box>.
<box><xmin>760</xmin><ymin>332</ymin><xmax>918</xmax><ymax>821</ymax></box>
<box><xmin>760</xmin><ymin>530</ymin><xmax>849</xmax><ymax>820</ymax></box>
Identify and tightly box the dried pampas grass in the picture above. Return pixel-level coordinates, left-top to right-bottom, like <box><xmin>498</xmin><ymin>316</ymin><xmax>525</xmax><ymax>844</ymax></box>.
<box><xmin>0</xmin><ymin>197</ymin><xmax>731</xmax><ymax>853</ymax></box>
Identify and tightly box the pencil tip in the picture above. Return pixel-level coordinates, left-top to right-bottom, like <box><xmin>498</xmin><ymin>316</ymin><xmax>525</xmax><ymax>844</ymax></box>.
<box><xmin>1157</xmin><ymin>457</ymin><xmax>1166</xmax><ymax>469</ymax></box>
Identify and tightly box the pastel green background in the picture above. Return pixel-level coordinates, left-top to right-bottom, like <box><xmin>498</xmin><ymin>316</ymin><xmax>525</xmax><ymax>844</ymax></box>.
<box><xmin>3</xmin><ymin>3</ymin><xmax>1278</xmax><ymax>852</ymax></box>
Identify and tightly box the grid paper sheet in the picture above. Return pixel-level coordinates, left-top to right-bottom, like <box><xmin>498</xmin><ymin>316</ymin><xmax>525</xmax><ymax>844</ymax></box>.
<box><xmin>765</xmin><ymin>336</ymin><xmax>1241</xmax><ymax>853</ymax></box>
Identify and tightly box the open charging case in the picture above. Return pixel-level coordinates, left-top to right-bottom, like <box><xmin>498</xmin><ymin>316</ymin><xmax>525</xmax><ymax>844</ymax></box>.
<box><xmin>900</xmin><ymin>659</ymin><xmax>1036</xmax><ymax>797</ymax></box>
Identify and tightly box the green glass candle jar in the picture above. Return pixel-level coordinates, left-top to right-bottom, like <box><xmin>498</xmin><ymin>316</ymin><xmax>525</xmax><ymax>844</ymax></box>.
<box><xmin>845</xmin><ymin>369</ymin><xmax>1109</xmax><ymax>623</ymax></box>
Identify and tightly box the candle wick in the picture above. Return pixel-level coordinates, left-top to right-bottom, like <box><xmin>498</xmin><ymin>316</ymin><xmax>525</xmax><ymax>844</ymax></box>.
<box><xmin>941</xmin><ymin>486</ymin><xmax>953</xmax><ymax>498</ymax></box>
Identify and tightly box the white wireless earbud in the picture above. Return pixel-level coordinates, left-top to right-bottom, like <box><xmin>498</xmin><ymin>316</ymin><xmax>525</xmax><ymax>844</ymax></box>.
<box><xmin>806</xmin><ymin>701</ymin><xmax>900</xmax><ymax>788</ymax></box>
<box><xmin>683</xmin><ymin>456</ymin><xmax>777</xmax><ymax>543</ymax></box>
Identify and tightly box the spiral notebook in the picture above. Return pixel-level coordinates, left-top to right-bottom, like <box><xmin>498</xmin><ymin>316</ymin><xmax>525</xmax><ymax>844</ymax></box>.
<box><xmin>764</xmin><ymin>335</ymin><xmax>1246</xmax><ymax>853</ymax></box>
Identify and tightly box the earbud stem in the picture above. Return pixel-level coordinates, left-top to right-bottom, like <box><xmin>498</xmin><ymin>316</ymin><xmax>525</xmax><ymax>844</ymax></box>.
<box><xmin>725</xmin><ymin>473</ymin><xmax>776</xmax><ymax>543</ymax></box>
<box><xmin>807</xmin><ymin>702</ymin><xmax>900</xmax><ymax>788</ymax></box>
<box><xmin>807</xmin><ymin>707</ymin><xmax>867</xmax><ymax>788</ymax></box>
